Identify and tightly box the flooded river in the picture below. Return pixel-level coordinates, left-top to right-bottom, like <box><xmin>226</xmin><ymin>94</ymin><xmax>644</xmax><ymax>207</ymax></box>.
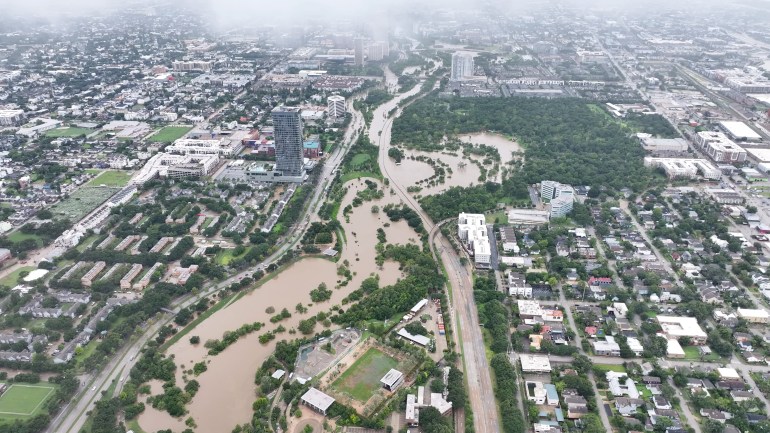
<box><xmin>139</xmin><ymin>179</ymin><xmax>417</xmax><ymax>432</ymax></box>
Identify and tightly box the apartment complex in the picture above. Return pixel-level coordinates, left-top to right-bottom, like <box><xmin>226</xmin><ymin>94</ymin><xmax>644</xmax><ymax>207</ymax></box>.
<box><xmin>457</xmin><ymin>212</ymin><xmax>491</xmax><ymax>266</ymax></box>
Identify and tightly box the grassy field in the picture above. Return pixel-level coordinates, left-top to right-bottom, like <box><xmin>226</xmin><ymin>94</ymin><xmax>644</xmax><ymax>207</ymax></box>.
<box><xmin>215</xmin><ymin>249</ymin><xmax>242</xmax><ymax>266</ymax></box>
<box><xmin>0</xmin><ymin>383</ymin><xmax>56</xmax><ymax>420</ymax></box>
<box><xmin>87</xmin><ymin>171</ymin><xmax>132</xmax><ymax>187</ymax></box>
<box><xmin>594</xmin><ymin>363</ymin><xmax>626</xmax><ymax>373</ymax></box>
<box><xmin>331</xmin><ymin>347</ymin><xmax>399</xmax><ymax>402</ymax></box>
<box><xmin>350</xmin><ymin>153</ymin><xmax>372</xmax><ymax>168</ymax></box>
<box><xmin>44</xmin><ymin>127</ymin><xmax>93</xmax><ymax>138</ymax></box>
<box><xmin>49</xmin><ymin>186</ymin><xmax>119</xmax><ymax>222</ymax></box>
<box><xmin>148</xmin><ymin>126</ymin><xmax>192</xmax><ymax>143</ymax></box>
<box><xmin>683</xmin><ymin>346</ymin><xmax>722</xmax><ymax>362</ymax></box>
<box><xmin>0</xmin><ymin>266</ymin><xmax>36</xmax><ymax>287</ymax></box>
<box><xmin>485</xmin><ymin>210</ymin><xmax>508</xmax><ymax>224</ymax></box>
<box><xmin>5</xmin><ymin>231</ymin><xmax>42</xmax><ymax>246</ymax></box>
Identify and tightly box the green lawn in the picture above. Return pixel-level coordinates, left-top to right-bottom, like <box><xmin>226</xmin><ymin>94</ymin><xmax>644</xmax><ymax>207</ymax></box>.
<box><xmin>44</xmin><ymin>127</ymin><xmax>93</xmax><ymax>138</ymax></box>
<box><xmin>215</xmin><ymin>249</ymin><xmax>243</xmax><ymax>266</ymax></box>
<box><xmin>331</xmin><ymin>347</ymin><xmax>399</xmax><ymax>402</ymax></box>
<box><xmin>0</xmin><ymin>383</ymin><xmax>56</xmax><ymax>420</ymax></box>
<box><xmin>148</xmin><ymin>126</ymin><xmax>193</xmax><ymax>143</ymax></box>
<box><xmin>485</xmin><ymin>210</ymin><xmax>508</xmax><ymax>224</ymax></box>
<box><xmin>0</xmin><ymin>266</ymin><xmax>36</xmax><ymax>287</ymax></box>
<box><xmin>75</xmin><ymin>339</ymin><xmax>100</xmax><ymax>367</ymax></box>
<box><xmin>636</xmin><ymin>384</ymin><xmax>652</xmax><ymax>399</ymax></box>
<box><xmin>683</xmin><ymin>346</ymin><xmax>722</xmax><ymax>362</ymax></box>
<box><xmin>5</xmin><ymin>231</ymin><xmax>42</xmax><ymax>246</ymax></box>
<box><xmin>350</xmin><ymin>153</ymin><xmax>372</xmax><ymax>168</ymax></box>
<box><xmin>594</xmin><ymin>364</ymin><xmax>626</xmax><ymax>373</ymax></box>
<box><xmin>87</xmin><ymin>171</ymin><xmax>132</xmax><ymax>187</ymax></box>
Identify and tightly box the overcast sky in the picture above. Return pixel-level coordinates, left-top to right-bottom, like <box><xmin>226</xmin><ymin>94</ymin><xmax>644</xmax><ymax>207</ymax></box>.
<box><xmin>2</xmin><ymin>0</ymin><xmax>769</xmax><ymax>27</ymax></box>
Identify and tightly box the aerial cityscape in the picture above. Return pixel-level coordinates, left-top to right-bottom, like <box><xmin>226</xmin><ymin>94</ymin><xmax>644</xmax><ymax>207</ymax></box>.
<box><xmin>3</xmin><ymin>1</ymin><xmax>770</xmax><ymax>433</ymax></box>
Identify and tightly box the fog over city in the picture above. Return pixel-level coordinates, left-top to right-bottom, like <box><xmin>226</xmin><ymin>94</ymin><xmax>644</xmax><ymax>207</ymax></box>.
<box><xmin>3</xmin><ymin>2</ymin><xmax>770</xmax><ymax>433</ymax></box>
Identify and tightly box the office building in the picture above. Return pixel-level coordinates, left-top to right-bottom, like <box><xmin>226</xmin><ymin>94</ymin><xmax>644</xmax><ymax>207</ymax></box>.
<box><xmin>354</xmin><ymin>38</ymin><xmax>365</xmax><ymax>66</ymax></box>
<box><xmin>272</xmin><ymin>106</ymin><xmax>305</xmax><ymax>177</ymax></box>
<box><xmin>451</xmin><ymin>52</ymin><xmax>474</xmax><ymax>80</ymax></box>
<box><xmin>327</xmin><ymin>95</ymin><xmax>346</xmax><ymax>118</ymax></box>
<box><xmin>367</xmin><ymin>42</ymin><xmax>385</xmax><ymax>61</ymax></box>
<box><xmin>540</xmin><ymin>181</ymin><xmax>574</xmax><ymax>218</ymax></box>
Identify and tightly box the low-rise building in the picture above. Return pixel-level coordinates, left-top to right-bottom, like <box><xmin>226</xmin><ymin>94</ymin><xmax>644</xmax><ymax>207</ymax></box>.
<box><xmin>301</xmin><ymin>388</ymin><xmax>335</xmax><ymax>415</ymax></box>
<box><xmin>520</xmin><ymin>354</ymin><xmax>552</xmax><ymax>373</ymax></box>
<box><xmin>380</xmin><ymin>369</ymin><xmax>404</xmax><ymax>392</ymax></box>
<box><xmin>737</xmin><ymin>308</ymin><xmax>770</xmax><ymax>324</ymax></box>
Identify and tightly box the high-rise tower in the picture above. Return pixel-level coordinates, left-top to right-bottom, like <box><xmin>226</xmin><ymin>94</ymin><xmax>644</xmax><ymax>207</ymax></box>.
<box><xmin>272</xmin><ymin>106</ymin><xmax>304</xmax><ymax>177</ymax></box>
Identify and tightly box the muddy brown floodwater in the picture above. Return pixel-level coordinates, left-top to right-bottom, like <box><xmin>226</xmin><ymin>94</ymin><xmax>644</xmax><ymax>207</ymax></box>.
<box><xmin>139</xmin><ymin>179</ymin><xmax>420</xmax><ymax>433</ymax></box>
<box><xmin>384</xmin><ymin>132</ymin><xmax>524</xmax><ymax>194</ymax></box>
<box><xmin>463</xmin><ymin>132</ymin><xmax>523</xmax><ymax>165</ymax></box>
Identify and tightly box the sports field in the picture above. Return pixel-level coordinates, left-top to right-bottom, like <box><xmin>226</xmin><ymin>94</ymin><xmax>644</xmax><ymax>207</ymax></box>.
<box><xmin>148</xmin><ymin>125</ymin><xmax>192</xmax><ymax>143</ymax></box>
<box><xmin>331</xmin><ymin>347</ymin><xmax>399</xmax><ymax>402</ymax></box>
<box><xmin>87</xmin><ymin>170</ymin><xmax>132</xmax><ymax>187</ymax></box>
<box><xmin>0</xmin><ymin>383</ymin><xmax>56</xmax><ymax>420</ymax></box>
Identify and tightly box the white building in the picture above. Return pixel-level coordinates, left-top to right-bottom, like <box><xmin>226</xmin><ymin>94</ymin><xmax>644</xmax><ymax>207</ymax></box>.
<box><xmin>380</xmin><ymin>369</ymin><xmax>405</xmax><ymax>392</ymax></box>
<box><xmin>657</xmin><ymin>316</ymin><xmax>707</xmax><ymax>344</ymax></box>
<box><xmin>166</xmin><ymin>137</ymin><xmax>242</xmax><ymax>157</ymax></box>
<box><xmin>719</xmin><ymin>121</ymin><xmax>762</xmax><ymax>142</ymax></box>
<box><xmin>520</xmin><ymin>354</ymin><xmax>552</xmax><ymax>373</ymax></box>
<box><xmin>172</xmin><ymin>60</ymin><xmax>213</xmax><ymax>72</ymax></box>
<box><xmin>327</xmin><ymin>95</ymin><xmax>346</xmax><ymax>118</ymax></box>
<box><xmin>737</xmin><ymin>308</ymin><xmax>770</xmax><ymax>324</ymax></box>
<box><xmin>638</xmin><ymin>134</ymin><xmax>689</xmax><ymax>152</ymax></box>
<box><xmin>540</xmin><ymin>181</ymin><xmax>574</xmax><ymax>218</ymax></box>
<box><xmin>643</xmin><ymin>157</ymin><xmax>721</xmax><ymax>180</ymax></box>
<box><xmin>451</xmin><ymin>52</ymin><xmax>474</xmax><ymax>81</ymax></box>
<box><xmin>457</xmin><ymin>213</ymin><xmax>491</xmax><ymax>266</ymax></box>
<box><xmin>301</xmin><ymin>388</ymin><xmax>335</xmax><ymax>415</ymax></box>
<box><xmin>695</xmin><ymin>131</ymin><xmax>747</xmax><ymax>163</ymax></box>
<box><xmin>549</xmin><ymin>195</ymin><xmax>574</xmax><ymax>218</ymax></box>
<box><xmin>0</xmin><ymin>109</ymin><xmax>25</xmax><ymax>126</ymax></box>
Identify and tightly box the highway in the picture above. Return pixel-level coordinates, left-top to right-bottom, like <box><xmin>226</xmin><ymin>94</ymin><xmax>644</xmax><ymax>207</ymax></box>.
<box><xmin>370</xmin><ymin>74</ymin><xmax>500</xmax><ymax>433</ymax></box>
<box><xmin>48</xmin><ymin>96</ymin><xmax>366</xmax><ymax>433</ymax></box>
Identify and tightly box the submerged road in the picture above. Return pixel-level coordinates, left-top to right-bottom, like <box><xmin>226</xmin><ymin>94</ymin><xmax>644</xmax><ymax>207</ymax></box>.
<box><xmin>369</xmin><ymin>77</ymin><xmax>500</xmax><ymax>433</ymax></box>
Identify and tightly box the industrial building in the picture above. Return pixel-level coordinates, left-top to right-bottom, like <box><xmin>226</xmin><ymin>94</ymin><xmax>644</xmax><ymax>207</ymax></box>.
<box><xmin>719</xmin><ymin>121</ymin><xmax>763</xmax><ymax>142</ymax></box>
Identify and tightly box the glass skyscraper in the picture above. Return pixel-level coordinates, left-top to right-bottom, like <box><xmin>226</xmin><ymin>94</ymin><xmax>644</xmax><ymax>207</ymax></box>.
<box><xmin>272</xmin><ymin>106</ymin><xmax>304</xmax><ymax>177</ymax></box>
